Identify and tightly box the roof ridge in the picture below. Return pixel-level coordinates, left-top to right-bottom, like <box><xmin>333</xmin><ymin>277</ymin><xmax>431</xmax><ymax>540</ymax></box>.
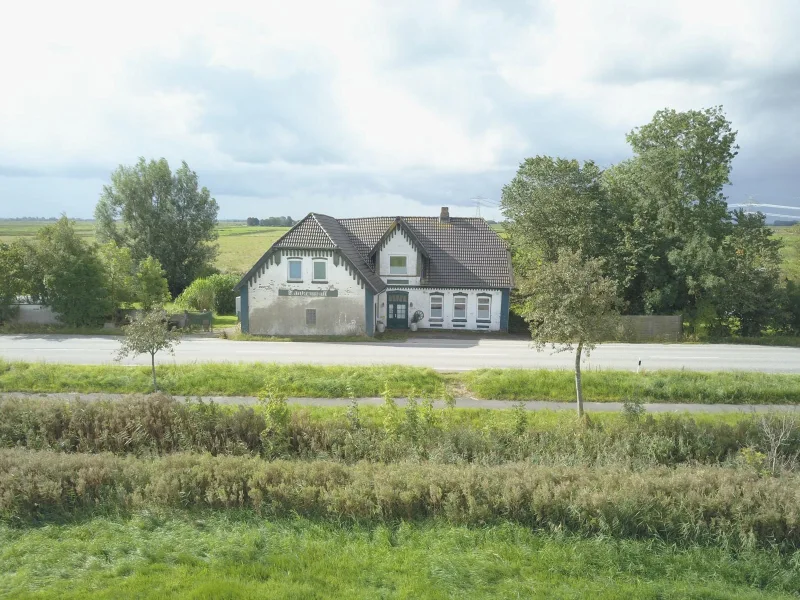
<box><xmin>310</xmin><ymin>213</ymin><xmax>339</xmax><ymax>248</ymax></box>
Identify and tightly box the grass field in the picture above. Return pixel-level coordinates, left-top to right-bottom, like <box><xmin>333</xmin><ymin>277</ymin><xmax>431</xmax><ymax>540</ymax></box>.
<box><xmin>0</xmin><ymin>219</ymin><xmax>288</xmax><ymax>275</ymax></box>
<box><xmin>774</xmin><ymin>225</ymin><xmax>800</xmax><ymax>282</ymax></box>
<box><xmin>2</xmin><ymin>360</ymin><xmax>800</xmax><ymax>403</ymax></box>
<box><xmin>2</xmin><ymin>514</ymin><xmax>796</xmax><ymax>600</ymax></box>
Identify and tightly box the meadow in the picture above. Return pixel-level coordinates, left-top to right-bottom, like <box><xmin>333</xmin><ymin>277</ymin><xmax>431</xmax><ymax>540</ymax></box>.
<box><xmin>3</xmin><ymin>360</ymin><xmax>800</xmax><ymax>404</ymax></box>
<box><xmin>774</xmin><ymin>225</ymin><xmax>800</xmax><ymax>282</ymax></box>
<box><xmin>0</xmin><ymin>219</ymin><xmax>287</xmax><ymax>275</ymax></box>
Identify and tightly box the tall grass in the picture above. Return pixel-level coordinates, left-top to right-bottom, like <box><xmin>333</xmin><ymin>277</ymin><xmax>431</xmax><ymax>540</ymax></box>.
<box><xmin>1</xmin><ymin>449</ymin><xmax>798</xmax><ymax>550</ymax></box>
<box><xmin>2</xmin><ymin>514</ymin><xmax>797</xmax><ymax>599</ymax></box>
<box><xmin>3</xmin><ymin>395</ymin><xmax>798</xmax><ymax>470</ymax></box>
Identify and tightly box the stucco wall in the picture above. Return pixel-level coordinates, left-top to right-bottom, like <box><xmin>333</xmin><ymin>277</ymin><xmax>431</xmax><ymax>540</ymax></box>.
<box><xmin>246</xmin><ymin>249</ymin><xmax>368</xmax><ymax>336</ymax></box>
<box><xmin>11</xmin><ymin>304</ymin><xmax>60</xmax><ymax>325</ymax></box>
<box><xmin>377</xmin><ymin>228</ymin><xmax>422</xmax><ymax>285</ymax></box>
<box><xmin>378</xmin><ymin>288</ymin><xmax>504</xmax><ymax>331</ymax></box>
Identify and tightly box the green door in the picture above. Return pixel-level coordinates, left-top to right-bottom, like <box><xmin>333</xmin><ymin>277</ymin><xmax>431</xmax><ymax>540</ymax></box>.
<box><xmin>387</xmin><ymin>292</ymin><xmax>409</xmax><ymax>329</ymax></box>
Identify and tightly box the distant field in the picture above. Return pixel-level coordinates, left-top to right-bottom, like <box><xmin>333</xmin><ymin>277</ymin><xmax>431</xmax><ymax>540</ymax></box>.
<box><xmin>774</xmin><ymin>225</ymin><xmax>800</xmax><ymax>281</ymax></box>
<box><xmin>0</xmin><ymin>220</ymin><xmax>288</xmax><ymax>274</ymax></box>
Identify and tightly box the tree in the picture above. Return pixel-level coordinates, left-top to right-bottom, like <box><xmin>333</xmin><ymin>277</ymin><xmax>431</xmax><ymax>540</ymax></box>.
<box><xmin>95</xmin><ymin>158</ymin><xmax>219</xmax><ymax>297</ymax></box>
<box><xmin>518</xmin><ymin>250</ymin><xmax>621</xmax><ymax>416</ymax></box>
<box><xmin>115</xmin><ymin>308</ymin><xmax>181</xmax><ymax>391</ymax></box>
<box><xmin>177</xmin><ymin>273</ymin><xmax>239</xmax><ymax>314</ymax></box>
<box><xmin>246</xmin><ymin>217</ymin><xmax>260</xmax><ymax>226</ymax></box>
<box><xmin>135</xmin><ymin>256</ymin><xmax>171</xmax><ymax>311</ymax></box>
<box><xmin>98</xmin><ymin>241</ymin><xmax>135</xmax><ymax>316</ymax></box>
<box><xmin>36</xmin><ymin>217</ymin><xmax>111</xmax><ymax>327</ymax></box>
<box><xmin>0</xmin><ymin>242</ymin><xmax>26</xmax><ymax>323</ymax></box>
<box><xmin>501</xmin><ymin>157</ymin><xmax>617</xmax><ymax>271</ymax></box>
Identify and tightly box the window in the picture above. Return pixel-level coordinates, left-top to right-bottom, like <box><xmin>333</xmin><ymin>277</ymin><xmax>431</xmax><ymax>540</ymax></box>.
<box><xmin>389</xmin><ymin>255</ymin><xmax>407</xmax><ymax>275</ymax></box>
<box><xmin>306</xmin><ymin>309</ymin><xmax>316</xmax><ymax>326</ymax></box>
<box><xmin>453</xmin><ymin>295</ymin><xmax>467</xmax><ymax>320</ymax></box>
<box><xmin>288</xmin><ymin>259</ymin><xmax>302</xmax><ymax>282</ymax></box>
<box><xmin>477</xmin><ymin>296</ymin><xmax>491</xmax><ymax>322</ymax></box>
<box><xmin>430</xmin><ymin>295</ymin><xmax>443</xmax><ymax>320</ymax></box>
<box><xmin>313</xmin><ymin>259</ymin><xmax>327</xmax><ymax>281</ymax></box>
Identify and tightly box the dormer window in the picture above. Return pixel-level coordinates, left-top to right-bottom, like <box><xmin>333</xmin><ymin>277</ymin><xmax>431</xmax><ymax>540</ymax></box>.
<box><xmin>389</xmin><ymin>255</ymin><xmax>407</xmax><ymax>275</ymax></box>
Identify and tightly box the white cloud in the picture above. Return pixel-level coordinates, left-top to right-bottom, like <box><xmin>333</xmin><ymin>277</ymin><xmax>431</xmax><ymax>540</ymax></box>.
<box><xmin>0</xmin><ymin>0</ymin><xmax>798</xmax><ymax>216</ymax></box>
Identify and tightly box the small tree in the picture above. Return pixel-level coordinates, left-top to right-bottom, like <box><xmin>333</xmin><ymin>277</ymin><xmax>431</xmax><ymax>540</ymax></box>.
<box><xmin>0</xmin><ymin>242</ymin><xmax>26</xmax><ymax>323</ymax></box>
<box><xmin>115</xmin><ymin>308</ymin><xmax>181</xmax><ymax>391</ymax></box>
<box><xmin>136</xmin><ymin>256</ymin><xmax>171</xmax><ymax>311</ymax></box>
<box><xmin>519</xmin><ymin>250</ymin><xmax>621</xmax><ymax>417</ymax></box>
<box><xmin>98</xmin><ymin>241</ymin><xmax>135</xmax><ymax>318</ymax></box>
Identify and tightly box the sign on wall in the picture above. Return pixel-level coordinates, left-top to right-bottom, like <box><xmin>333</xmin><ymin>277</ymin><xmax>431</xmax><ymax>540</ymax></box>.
<box><xmin>278</xmin><ymin>289</ymin><xmax>338</xmax><ymax>297</ymax></box>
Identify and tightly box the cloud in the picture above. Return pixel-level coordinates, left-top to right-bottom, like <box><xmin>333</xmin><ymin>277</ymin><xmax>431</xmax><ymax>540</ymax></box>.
<box><xmin>0</xmin><ymin>0</ymin><xmax>798</xmax><ymax>220</ymax></box>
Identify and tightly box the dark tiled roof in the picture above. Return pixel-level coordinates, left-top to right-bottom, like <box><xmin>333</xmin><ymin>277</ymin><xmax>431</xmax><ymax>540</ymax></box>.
<box><xmin>273</xmin><ymin>215</ymin><xmax>335</xmax><ymax>249</ymax></box>
<box><xmin>238</xmin><ymin>213</ymin><xmax>513</xmax><ymax>292</ymax></box>
<box><xmin>401</xmin><ymin>217</ymin><xmax>512</xmax><ymax>288</ymax></box>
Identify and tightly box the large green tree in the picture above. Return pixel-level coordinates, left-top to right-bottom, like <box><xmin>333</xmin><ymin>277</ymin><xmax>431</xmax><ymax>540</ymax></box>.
<box><xmin>0</xmin><ymin>242</ymin><xmax>26</xmax><ymax>323</ymax></box>
<box><xmin>35</xmin><ymin>217</ymin><xmax>111</xmax><ymax>327</ymax></box>
<box><xmin>95</xmin><ymin>158</ymin><xmax>219</xmax><ymax>296</ymax></box>
<box><xmin>98</xmin><ymin>241</ymin><xmax>135</xmax><ymax>314</ymax></box>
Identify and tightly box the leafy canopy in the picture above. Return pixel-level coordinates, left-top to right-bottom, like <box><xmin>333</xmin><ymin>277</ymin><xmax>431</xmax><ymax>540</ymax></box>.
<box><xmin>95</xmin><ymin>158</ymin><xmax>219</xmax><ymax>297</ymax></box>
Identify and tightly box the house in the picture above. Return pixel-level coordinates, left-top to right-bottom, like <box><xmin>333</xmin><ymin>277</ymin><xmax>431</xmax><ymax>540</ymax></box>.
<box><xmin>234</xmin><ymin>207</ymin><xmax>514</xmax><ymax>336</ymax></box>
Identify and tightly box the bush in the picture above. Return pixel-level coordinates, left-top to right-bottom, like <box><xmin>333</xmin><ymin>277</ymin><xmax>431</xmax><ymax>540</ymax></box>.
<box><xmin>2</xmin><ymin>449</ymin><xmax>799</xmax><ymax>549</ymax></box>
<box><xmin>178</xmin><ymin>273</ymin><xmax>239</xmax><ymax>315</ymax></box>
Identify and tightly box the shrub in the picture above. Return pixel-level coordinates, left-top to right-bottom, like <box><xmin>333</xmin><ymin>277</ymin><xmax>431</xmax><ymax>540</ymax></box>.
<box><xmin>177</xmin><ymin>273</ymin><xmax>239</xmax><ymax>315</ymax></box>
<box><xmin>2</xmin><ymin>450</ymin><xmax>800</xmax><ymax>550</ymax></box>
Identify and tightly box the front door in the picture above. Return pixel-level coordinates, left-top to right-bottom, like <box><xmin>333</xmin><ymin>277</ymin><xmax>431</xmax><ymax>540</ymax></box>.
<box><xmin>387</xmin><ymin>292</ymin><xmax>408</xmax><ymax>329</ymax></box>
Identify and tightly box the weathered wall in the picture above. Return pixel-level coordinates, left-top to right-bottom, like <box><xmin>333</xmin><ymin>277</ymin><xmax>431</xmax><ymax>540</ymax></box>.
<box><xmin>246</xmin><ymin>249</ymin><xmax>368</xmax><ymax>336</ymax></box>
<box><xmin>619</xmin><ymin>315</ymin><xmax>682</xmax><ymax>342</ymax></box>
<box><xmin>378</xmin><ymin>288</ymin><xmax>504</xmax><ymax>331</ymax></box>
<box><xmin>376</xmin><ymin>228</ymin><xmax>422</xmax><ymax>285</ymax></box>
<box><xmin>11</xmin><ymin>304</ymin><xmax>60</xmax><ymax>325</ymax></box>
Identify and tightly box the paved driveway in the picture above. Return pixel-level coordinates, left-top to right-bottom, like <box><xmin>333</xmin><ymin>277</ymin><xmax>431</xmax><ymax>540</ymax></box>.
<box><xmin>2</xmin><ymin>335</ymin><xmax>800</xmax><ymax>372</ymax></box>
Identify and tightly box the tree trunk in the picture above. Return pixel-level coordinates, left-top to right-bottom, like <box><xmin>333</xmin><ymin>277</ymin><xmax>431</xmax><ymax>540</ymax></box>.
<box><xmin>574</xmin><ymin>341</ymin><xmax>584</xmax><ymax>417</ymax></box>
<box><xmin>151</xmin><ymin>351</ymin><xmax>157</xmax><ymax>392</ymax></box>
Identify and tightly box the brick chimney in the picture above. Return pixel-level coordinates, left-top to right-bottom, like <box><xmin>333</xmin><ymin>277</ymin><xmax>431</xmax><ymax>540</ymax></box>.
<box><xmin>439</xmin><ymin>206</ymin><xmax>450</xmax><ymax>224</ymax></box>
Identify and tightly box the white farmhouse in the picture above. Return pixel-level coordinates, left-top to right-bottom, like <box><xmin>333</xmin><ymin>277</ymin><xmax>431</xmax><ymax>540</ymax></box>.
<box><xmin>235</xmin><ymin>207</ymin><xmax>514</xmax><ymax>336</ymax></box>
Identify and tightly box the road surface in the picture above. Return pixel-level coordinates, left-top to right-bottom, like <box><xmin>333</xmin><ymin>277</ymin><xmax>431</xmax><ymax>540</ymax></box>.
<box><xmin>2</xmin><ymin>335</ymin><xmax>800</xmax><ymax>372</ymax></box>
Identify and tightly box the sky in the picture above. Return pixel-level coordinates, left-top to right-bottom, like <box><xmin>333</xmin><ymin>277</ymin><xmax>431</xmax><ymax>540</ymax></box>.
<box><xmin>1</xmin><ymin>0</ymin><xmax>799</xmax><ymax>222</ymax></box>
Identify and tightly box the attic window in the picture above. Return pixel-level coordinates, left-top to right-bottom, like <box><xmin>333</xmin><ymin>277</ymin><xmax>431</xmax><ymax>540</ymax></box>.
<box><xmin>389</xmin><ymin>255</ymin><xmax>407</xmax><ymax>275</ymax></box>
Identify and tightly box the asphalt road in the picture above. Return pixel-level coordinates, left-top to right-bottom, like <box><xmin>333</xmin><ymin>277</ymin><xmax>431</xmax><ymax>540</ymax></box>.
<box><xmin>2</xmin><ymin>334</ymin><xmax>800</xmax><ymax>372</ymax></box>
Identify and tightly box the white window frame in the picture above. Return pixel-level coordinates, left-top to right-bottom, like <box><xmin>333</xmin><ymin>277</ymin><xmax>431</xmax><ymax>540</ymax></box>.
<box><xmin>477</xmin><ymin>296</ymin><xmax>491</xmax><ymax>322</ymax></box>
<box><xmin>430</xmin><ymin>294</ymin><xmax>443</xmax><ymax>321</ymax></box>
<box><xmin>389</xmin><ymin>255</ymin><xmax>408</xmax><ymax>275</ymax></box>
<box><xmin>453</xmin><ymin>294</ymin><xmax>467</xmax><ymax>320</ymax></box>
<box><xmin>312</xmin><ymin>259</ymin><xmax>327</xmax><ymax>282</ymax></box>
<box><xmin>288</xmin><ymin>258</ymin><xmax>303</xmax><ymax>282</ymax></box>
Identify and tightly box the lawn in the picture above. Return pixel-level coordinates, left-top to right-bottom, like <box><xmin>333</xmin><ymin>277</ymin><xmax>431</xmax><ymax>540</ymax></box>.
<box><xmin>2</xmin><ymin>514</ymin><xmax>795</xmax><ymax>600</ymax></box>
<box><xmin>3</xmin><ymin>360</ymin><xmax>800</xmax><ymax>404</ymax></box>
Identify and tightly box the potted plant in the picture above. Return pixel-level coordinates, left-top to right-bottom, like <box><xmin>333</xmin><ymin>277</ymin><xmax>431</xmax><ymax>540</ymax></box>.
<box><xmin>376</xmin><ymin>319</ymin><xmax>386</xmax><ymax>333</ymax></box>
<box><xmin>410</xmin><ymin>310</ymin><xmax>424</xmax><ymax>332</ymax></box>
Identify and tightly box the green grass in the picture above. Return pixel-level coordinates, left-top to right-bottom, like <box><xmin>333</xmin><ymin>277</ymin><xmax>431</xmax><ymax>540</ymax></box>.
<box><xmin>211</xmin><ymin>314</ymin><xmax>238</xmax><ymax>328</ymax></box>
<box><xmin>1</xmin><ymin>513</ymin><xmax>796</xmax><ymax>599</ymax></box>
<box><xmin>0</xmin><ymin>219</ymin><xmax>288</xmax><ymax>274</ymax></box>
<box><xmin>463</xmin><ymin>368</ymin><xmax>800</xmax><ymax>403</ymax></box>
<box><xmin>774</xmin><ymin>225</ymin><xmax>800</xmax><ymax>282</ymax></box>
<box><xmin>2</xmin><ymin>360</ymin><xmax>800</xmax><ymax>403</ymax></box>
<box><xmin>0</xmin><ymin>361</ymin><xmax>442</xmax><ymax>397</ymax></box>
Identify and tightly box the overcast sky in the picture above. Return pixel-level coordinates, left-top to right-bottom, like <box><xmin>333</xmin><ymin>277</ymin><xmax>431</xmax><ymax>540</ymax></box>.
<box><xmin>1</xmin><ymin>0</ymin><xmax>799</xmax><ymax>222</ymax></box>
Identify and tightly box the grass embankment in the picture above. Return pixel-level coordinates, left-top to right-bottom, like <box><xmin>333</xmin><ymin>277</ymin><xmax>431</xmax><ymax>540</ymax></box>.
<box><xmin>4</xmin><ymin>360</ymin><xmax>799</xmax><ymax>404</ymax></box>
<box><xmin>2</xmin><ymin>514</ymin><xmax>796</xmax><ymax>600</ymax></box>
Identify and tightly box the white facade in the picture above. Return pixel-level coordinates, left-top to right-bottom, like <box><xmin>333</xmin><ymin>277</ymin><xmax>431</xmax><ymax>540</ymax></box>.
<box><xmin>245</xmin><ymin>249</ymin><xmax>369</xmax><ymax>336</ymax></box>
<box><xmin>376</xmin><ymin>229</ymin><xmax>422</xmax><ymax>285</ymax></box>
<box><xmin>376</xmin><ymin>288</ymin><xmax>504</xmax><ymax>332</ymax></box>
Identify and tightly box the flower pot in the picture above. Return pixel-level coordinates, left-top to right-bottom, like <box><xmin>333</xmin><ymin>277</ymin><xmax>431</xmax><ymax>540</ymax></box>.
<box><xmin>376</xmin><ymin>322</ymin><xmax>386</xmax><ymax>333</ymax></box>
<box><xmin>410</xmin><ymin>322</ymin><xmax>418</xmax><ymax>332</ymax></box>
